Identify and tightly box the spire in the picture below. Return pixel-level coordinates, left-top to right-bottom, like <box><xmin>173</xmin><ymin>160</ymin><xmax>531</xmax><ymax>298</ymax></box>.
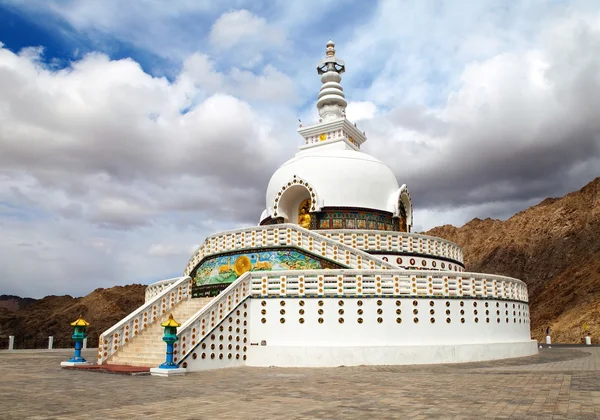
<box><xmin>316</xmin><ymin>40</ymin><xmax>347</xmax><ymax>122</ymax></box>
<box><xmin>297</xmin><ymin>41</ymin><xmax>366</xmax><ymax>151</ymax></box>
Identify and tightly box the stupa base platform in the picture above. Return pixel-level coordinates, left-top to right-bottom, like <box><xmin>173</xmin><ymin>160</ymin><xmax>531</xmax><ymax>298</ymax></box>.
<box><xmin>245</xmin><ymin>341</ymin><xmax>539</xmax><ymax>368</ymax></box>
<box><xmin>60</xmin><ymin>361</ymin><xmax>94</xmax><ymax>367</ymax></box>
<box><xmin>150</xmin><ymin>367</ymin><xmax>187</xmax><ymax>377</ymax></box>
<box><xmin>62</xmin><ymin>363</ymin><xmax>151</xmax><ymax>375</ymax></box>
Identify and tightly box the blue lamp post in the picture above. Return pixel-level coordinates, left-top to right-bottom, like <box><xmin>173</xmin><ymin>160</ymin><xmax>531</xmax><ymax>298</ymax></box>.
<box><xmin>68</xmin><ymin>315</ymin><xmax>89</xmax><ymax>363</ymax></box>
<box><xmin>159</xmin><ymin>314</ymin><xmax>181</xmax><ymax>369</ymax></box>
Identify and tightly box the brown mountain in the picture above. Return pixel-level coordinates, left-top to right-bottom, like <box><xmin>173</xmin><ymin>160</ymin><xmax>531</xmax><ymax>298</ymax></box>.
<box><xmin>0</xmin><ymin>285</ymin><xmax>146</xmax><ymax>349</ymax></box>
<box><xmin>1</xmin><ymin>178</ymin><xmax>598</xmax><ymax>349</ymax></box>
<box><xmin>426</xmin><ymin>177</ymin><xmax>600</xmax><ymax>343</ymax></box>
<box><xmin>0</xmin><ymin>295</ymin><xmax>36</xmax><ymax>312</ymax></box>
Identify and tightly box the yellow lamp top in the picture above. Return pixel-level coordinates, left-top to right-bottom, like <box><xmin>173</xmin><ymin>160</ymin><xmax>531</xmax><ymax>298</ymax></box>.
<box><xmin>70</xmin><ymin>315</ymin><xmax>90</xmax><ymax>327</ymax></box>
<box><xmin>161</xmin><ymin>314</ymin><xmax>181</xmax><ymax>328</ymax></box>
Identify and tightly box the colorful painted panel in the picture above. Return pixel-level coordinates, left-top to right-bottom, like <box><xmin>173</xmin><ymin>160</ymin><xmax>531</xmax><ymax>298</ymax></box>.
<box><xmin>319</xmin><ymin>219</ymin><xmax>331</xmax><ymax>229</ymax></box>
<box><xmin>193</xmin><ymin>249</ymin><xmax>340</xmax><ymax>288</ymax></box>
<box><xmin>316</xmin><ymin>207</ymin><xmax>398</xmax><ymax>231</ymax></box>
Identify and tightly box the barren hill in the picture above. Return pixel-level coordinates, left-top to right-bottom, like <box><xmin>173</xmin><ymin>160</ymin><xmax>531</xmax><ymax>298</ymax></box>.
<box><xmin>0</xmin><ymin>285</ymin><xmax>145</xmax><ymax>349</ymax></box>
<box><xmin>426</xmin><ymin>177</ymin><xmax>600</xmax><ymax>343</ymax></box>
<box><xmin>0</xmin><ymin>295</ymin><xmax>36</xmax><ymax>311</ymax></box>
<box><xmin>1</xmin><ymin>178</ymin><xmax>598</xmax><ymax>348</ymax></box>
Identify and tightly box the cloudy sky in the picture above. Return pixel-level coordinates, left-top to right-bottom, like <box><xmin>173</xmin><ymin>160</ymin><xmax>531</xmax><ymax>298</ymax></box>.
<box><xmin>1</xmin><ymin>0</ymin><xmax>599</xmax><ymax>297</ymax></box>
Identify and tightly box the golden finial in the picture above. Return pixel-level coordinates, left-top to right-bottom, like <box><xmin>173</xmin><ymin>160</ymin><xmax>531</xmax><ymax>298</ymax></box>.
<box><xmin>70</xmin><ymin>314</ymin><xmax>90</xmax><ymax>327</ymax></box>
<box><xmin>161</xmin><ymin>313</ymin><xmax>181</xmax><ymax>328</ymax></box>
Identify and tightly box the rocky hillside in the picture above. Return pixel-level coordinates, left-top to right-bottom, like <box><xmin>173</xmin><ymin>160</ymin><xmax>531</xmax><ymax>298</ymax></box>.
<box><xmin>0</xmin><ymin>285</ymin><xmax>146</xmax><ymax>349</ymax></box>
<box><xmin>1</xmin><ymin>178</ymin><xmax>598</xmax><ymax>348</ymax></box>
<box><xmin>426</xmin><ymin>177</ymin><xmax>600</xmax><ymax>343</ymax></box>
<box><xmin>0</xmin><ymin>295</ymin><xmax>36</xmax><ymax>311</ymax></box>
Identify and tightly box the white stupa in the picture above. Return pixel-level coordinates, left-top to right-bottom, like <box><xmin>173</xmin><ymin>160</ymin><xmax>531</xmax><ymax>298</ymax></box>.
<box><xmin>97</xmin><ymin>42</ymin><xmax>537</xmax><ymax>372</ymax></box>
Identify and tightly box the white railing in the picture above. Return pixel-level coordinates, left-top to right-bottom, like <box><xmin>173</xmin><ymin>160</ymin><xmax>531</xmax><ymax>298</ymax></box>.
<box><xmin>97</xmin><ymin>276</ymin><xmax>192</xmax><ymax>365</ymax></box>
<box><xmin>175</xmin><ymin>268</ymin><xmax>528</xmax><ymax>367</ymax></box>
<box><xmin>176</xmin><ymin>273</ymin><xmax>252</xmax><ymax>365</ymax></box>
<box><xmin>145</xmin><ymin>277</ymin><xmax>181</xmax><ymax>302</ymax></box>
<box><xmin>183</xmin><ymin>224</ymin><xmax>396</xmax><ymax>277</ymax></box>
<box><xmin>320</xmin><ymin>230</ymin><xmax>463</xmax><ymax>263</ymax></box>
<box><xmin>248</xmin><ymin>270</ymin><xmax>528</xmax><ymax>302</ymax></box>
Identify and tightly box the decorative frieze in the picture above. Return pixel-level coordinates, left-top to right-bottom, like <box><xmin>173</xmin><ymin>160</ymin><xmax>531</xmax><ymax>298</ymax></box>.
<box><xmin>315</xmin><ymin>207</ymin><xmax>397</xmax><ymax>231</ymax></box>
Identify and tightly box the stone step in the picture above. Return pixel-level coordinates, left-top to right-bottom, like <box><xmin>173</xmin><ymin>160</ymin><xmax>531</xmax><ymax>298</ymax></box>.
<box><xmin>111</xmin><ymin>354</ymin><xmax>165</xmax><ymax>362</ymax></box>
<box><xmin>126</xmin><ymin>345</ymin><xmax>164</xmax><ymax>350</ymax></box>
<box><xmin>108</xmin><ymin>360</ymin><xmax>162</xmax><ymax>367</ymax></box>
<box><xmin>106</xmin><ymin>296</ymin><xmax>214</xmax><ymax>366</ymax></box>
<box><xmin>111</xmin><ymin>352</ymin><xmax>166</xmax><ymax>359</ymax></box>
<box><xmin>113</xmin><ymin>355</ymin><xmax>165</xmax><ymax>361</ymax></box>
<box><xmin>123</xmin><ymin>346</ymin><xmax>165</xmax><ymax>352</ymax></box>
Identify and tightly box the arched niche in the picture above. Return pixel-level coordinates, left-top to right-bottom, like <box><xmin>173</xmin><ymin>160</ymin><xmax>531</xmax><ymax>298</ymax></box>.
<box><xmin>399</xmin><ymin>191</ymin><xmax>413</xmax><ymax>232</ymax></box>
<box><xmin>274</xmin><ymin>184</ymin><xmax>311</xmax><ymax>225</ymax></box>
<box><xmin>272</xmin><ymin>176</ymin><xmax>320</xmax><ymax>228</ymax></box>
<box><xmin>390</xmin><ymin>184</ymin><xmax>413</xmax><ymax>233</ymax></box>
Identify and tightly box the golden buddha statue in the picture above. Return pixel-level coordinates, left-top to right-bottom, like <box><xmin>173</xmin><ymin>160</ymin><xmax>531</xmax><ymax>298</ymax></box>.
<box><xmin>298</xmin><ymin>199</ymin><xmax>312</xmax><ymax>229</ymax></box>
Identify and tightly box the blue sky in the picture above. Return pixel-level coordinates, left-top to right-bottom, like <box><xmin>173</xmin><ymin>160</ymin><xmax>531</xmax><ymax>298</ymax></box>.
<box><xmin>0</xmin><ymin>0</ymin><xmax>599</xmax><ymax>297</ymax></box>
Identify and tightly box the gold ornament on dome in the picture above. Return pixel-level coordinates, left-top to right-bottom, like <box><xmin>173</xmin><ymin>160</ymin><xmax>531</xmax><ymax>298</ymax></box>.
<box><xmin>234</xmin><ymin>255</ymin><xmax>252</xmax><ymax>276</ymax></box>
<box><xmin>298</xmin><ymin>199</ymin><xmax>312</xmax><ymax>229</ymax></box>
<box><xmin>319</xmin><ymin>133</ymin><xmax>327</xmax><ymax>141</ymax></box>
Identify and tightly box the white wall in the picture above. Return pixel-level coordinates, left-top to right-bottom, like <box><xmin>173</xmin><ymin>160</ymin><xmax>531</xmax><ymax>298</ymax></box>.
<box><xmin>249</xmin><ymin>297</ymin><xmax>530</xmax><ymax>347</ymax></box>
<box><xmin>247</xmin><ymin>341</ymin><xmax>538</xmax><ymax>367</ymax></box>
<box><xmin>244</xmin><ymin>296</ymin><xmax>535</xmax><ymax>367</ymax></box>
<box><xmin>179</xmin><ymin>302</ymin><xmax>250</xmax><ymax>371</ymax></box>
<box><xmin>182</xmin><ymin>296</ymin><xmax>534</xmax><ymax>371</ymax></box>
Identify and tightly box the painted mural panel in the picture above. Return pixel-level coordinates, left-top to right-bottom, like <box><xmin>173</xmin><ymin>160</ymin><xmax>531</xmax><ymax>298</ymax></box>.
<box><xmin>194</xmin><ymin>249</ymin><xmax>338</xmax><ymax>287</ymax></box>
<box><xmin>317</xmin><ymin>207</ymin><xmax>398</xmax><ymax>231</ymax></box>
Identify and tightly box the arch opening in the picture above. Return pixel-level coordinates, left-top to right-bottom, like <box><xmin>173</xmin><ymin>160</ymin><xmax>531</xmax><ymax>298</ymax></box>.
<box><xmin>275</xmin><ymin>184</ymin><xmax>311</xmax><ymax>226</ymax></box>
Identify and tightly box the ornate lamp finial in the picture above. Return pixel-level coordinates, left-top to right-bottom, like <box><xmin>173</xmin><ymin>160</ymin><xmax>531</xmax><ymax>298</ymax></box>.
<box><xmin>66</xmin><ymin>315</ymin><xmax>90</xmax><ymax>364</ymax></box>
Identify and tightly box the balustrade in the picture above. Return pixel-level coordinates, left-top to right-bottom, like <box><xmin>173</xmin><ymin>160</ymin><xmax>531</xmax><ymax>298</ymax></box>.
<box><xmin>247</xmin><ymin>269</ymin><xmax>528</xmax><ymax>302</ymax></box>
<box><xmin>98</xmin><ymin>276</ymin><xmax>192</xmax><ymax>365</ymax></box>
<box><xmin>176</xmin><ymin>273</ymin><xmax>252</xmax><ymax>365</ymax></box>
<box><xmin>183</xmin><ymin>224</ymin><xmax>396</xmax><ymax>277</ymax></box>
<box><xmin>174</xmin><ymin>268</ymin><xmax>527</xmax><ymax>367</ymax></box>
<box><xmin>145</xmin><ymin>277</ymin><xmax>181</xmax><ymax>302</ymax></box>
<box><xmin>322</xmin><ymin>230</ymin><xmax>463</xmax><ymax>262</ymax></box>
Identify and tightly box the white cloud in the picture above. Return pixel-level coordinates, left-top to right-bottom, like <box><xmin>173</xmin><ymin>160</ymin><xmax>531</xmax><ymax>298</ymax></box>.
<box><xmin>209</xmin><ymin>9</ymin><xmax>284</xmax><ymax>50</ymax></box>
<box><xmin>147</xmin><ymin>243</ymin><xmax>198</xmax><ymax>257</ymax></box>
<box><xmin>360</xmin><ymin>10</ymin><xmax>600</xmax><ymax>227</ymax></box>
<box><xmin>0</xmin><ymin>44</ymin><xmax>299</xmax><ymax>295</ymax></box>
<box><xmin>1</xmin><ymin>0</ymin><xmax>600</xmax><ymax>298</ymax></box>
<box><xmin>346</xmin><ymin>101</ymin><xmax>377</xmax><ymax>121</ymax></box>
<box><xmin>207</xmin><ymin>9</ymin><xmax>287</xmax><ymax>69</ymax></box>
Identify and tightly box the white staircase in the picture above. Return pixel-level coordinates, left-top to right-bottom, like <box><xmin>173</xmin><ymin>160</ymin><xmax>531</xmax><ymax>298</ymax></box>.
<box><xmin>107</xmin><ymin>297</ymin><xmax>212</xmax><ymax>367</ymax></box>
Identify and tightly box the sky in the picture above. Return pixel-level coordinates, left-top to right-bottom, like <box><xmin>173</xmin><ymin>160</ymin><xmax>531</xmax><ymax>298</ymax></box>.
<box><xmin>0</xmin><ymin>0</ymin><xmax>599</xmax><ymax>297</ymax></box>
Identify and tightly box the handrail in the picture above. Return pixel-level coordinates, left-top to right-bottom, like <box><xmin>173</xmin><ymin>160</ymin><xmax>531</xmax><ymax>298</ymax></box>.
<box><xmin>145</xmin><ymin>277</ymin><xmax>181</xmax><ymax>302</ymax></box>
<box><xmin>319</xmin><ymin>229</ymin><xmax>463</xmax><ymax>263</ymax></box>
<box><xmin>183</xmin><ymin>224</ymin><xmax>396</xmax><ymax>277</ymax></box>
<box><xmin>246</xmin><ymin>269</ymin><xmax>529</xmax><ymax>302</ymax></box>
<box><xmin>176</xmin><ymin>267</ymin><xmax>528</xmax><ymax>366</ymax></box>
<box><xmin>97</xmin><ymin>276</ymin><xmax>191</xmax><ymax>365</ymax></box>
<box><xmin>176</xmin><ymin>272</ymin><xmax>252</xmax><ymax>364</ymax></box>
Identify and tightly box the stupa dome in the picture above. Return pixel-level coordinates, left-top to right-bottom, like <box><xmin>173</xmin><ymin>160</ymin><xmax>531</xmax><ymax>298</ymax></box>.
<box><xmin>263</xmin><ymin>141</ymin><xmax>401</xmax><ymax>222</ymax></box>
<box><xmin>259</xmin><ymin>40</ymin><xmax>412</xmax><ymax>232</ymax></box>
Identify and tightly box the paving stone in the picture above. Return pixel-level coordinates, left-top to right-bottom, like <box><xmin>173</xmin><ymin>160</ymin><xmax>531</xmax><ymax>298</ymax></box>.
<box><xmin>3</xmin><ymin>347</ymin><xmax>600</xmax><ymax>419</ymax></box>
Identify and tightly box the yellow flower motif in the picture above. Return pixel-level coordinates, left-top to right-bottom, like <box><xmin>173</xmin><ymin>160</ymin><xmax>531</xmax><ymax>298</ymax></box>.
<box><xmin>234</xmin><ymin>255</ymin><xmax>252</xmax><ymax>276</ymax></box>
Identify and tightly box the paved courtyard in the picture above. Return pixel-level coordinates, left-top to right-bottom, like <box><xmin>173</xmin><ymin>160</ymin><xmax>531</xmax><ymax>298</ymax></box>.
<box><xmin>2</xmin><ymin>346</ymin><xmax>600</xmax><ymax>419</ymax></box>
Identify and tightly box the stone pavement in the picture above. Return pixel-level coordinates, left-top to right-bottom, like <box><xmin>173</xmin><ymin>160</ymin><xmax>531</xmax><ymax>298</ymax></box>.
<box><xmin>2</xmin><ymin>347</ymin><xmax>600</xmax><ymax>419</ymax></box>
